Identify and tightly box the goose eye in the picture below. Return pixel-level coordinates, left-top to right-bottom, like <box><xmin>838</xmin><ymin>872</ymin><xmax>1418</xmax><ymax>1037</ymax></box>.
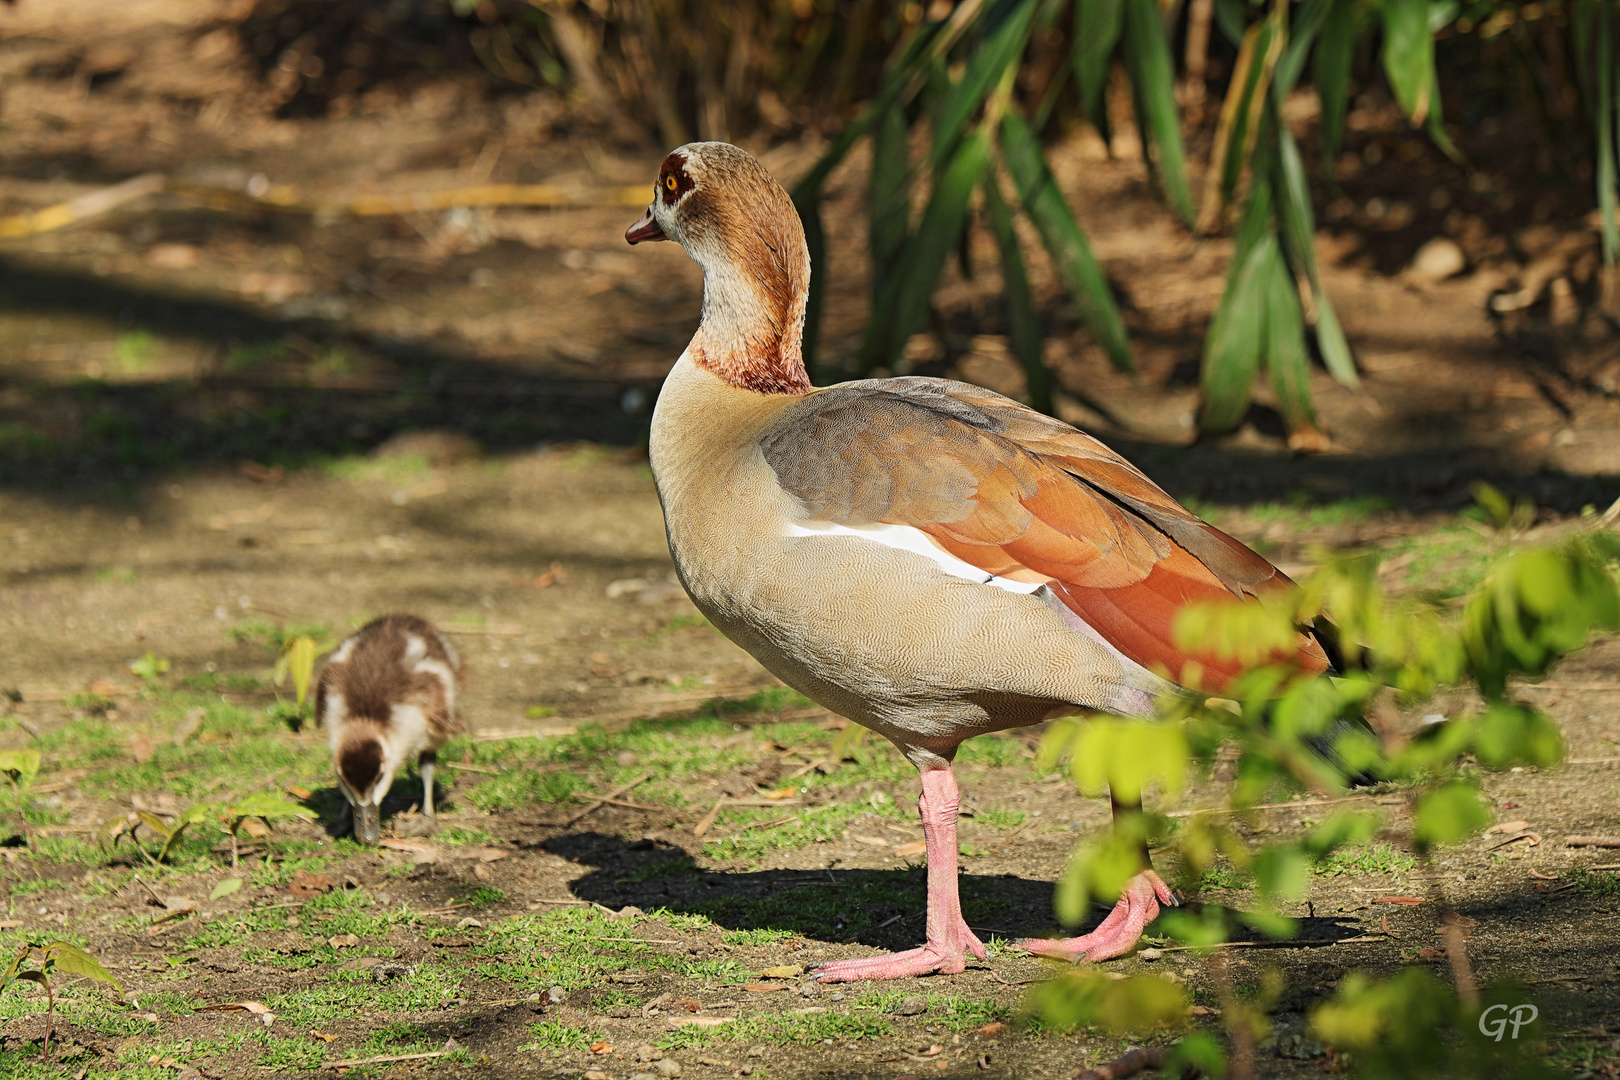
<box><xmin>664</xmin><ymin>176</ymin><xmax>678</xmax><ymax>192</ymax></box>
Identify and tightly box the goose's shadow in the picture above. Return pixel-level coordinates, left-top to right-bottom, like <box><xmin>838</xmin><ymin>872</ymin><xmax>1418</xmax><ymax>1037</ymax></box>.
<box><xmin>539</xmin><ymin>832</ymin><xmax>1366</xmax><ymax>952</ymax></box>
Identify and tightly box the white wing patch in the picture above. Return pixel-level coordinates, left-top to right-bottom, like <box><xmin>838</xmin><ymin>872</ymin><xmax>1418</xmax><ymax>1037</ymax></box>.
<box><xmin>323</xmin><ymin>691</ymin><xmax>349</xmax><ymax>754</ymax></box>
<box><xmin>414</xmin><ymin>657</ymin><xmax>458</xmax><ymax>713</ymax></box>
<box><xmin>785</xmin><ymin>520</ymin><xmax>1047</xmax><ymax>595</ymax></box>
<box><xmin>388</xmin><ymin>702</ymin><xmax>430</xmax><ymax>767</ymax></box>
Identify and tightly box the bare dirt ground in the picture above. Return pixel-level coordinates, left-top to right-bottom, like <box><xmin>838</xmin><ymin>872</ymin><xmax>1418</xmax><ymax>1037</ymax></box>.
<box><xmin>2</xmin><ymin>2</ymin><xmax>1620</xmax><ymax>1078</ymax></box>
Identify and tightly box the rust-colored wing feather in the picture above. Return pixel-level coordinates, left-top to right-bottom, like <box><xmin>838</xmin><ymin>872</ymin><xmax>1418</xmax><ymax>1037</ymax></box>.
<box><xmin>762</xmin><ymin>378</ymin><xmax>1328</xmax><ymax>693</ymax></box>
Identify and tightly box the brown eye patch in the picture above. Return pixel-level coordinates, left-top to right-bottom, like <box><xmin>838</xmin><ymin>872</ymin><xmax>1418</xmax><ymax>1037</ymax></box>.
<box><xmin>659</xmin><ymin>151</ymin><xmax>695</xmax><ymax>203</ymax></box>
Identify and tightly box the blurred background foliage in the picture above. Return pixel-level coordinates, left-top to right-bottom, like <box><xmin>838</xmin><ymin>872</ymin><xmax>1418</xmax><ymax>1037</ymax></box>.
<box><xmin>231</xmin><ymin>0</ymin><xmax>1620</xmax><ymax>441</ymax></box>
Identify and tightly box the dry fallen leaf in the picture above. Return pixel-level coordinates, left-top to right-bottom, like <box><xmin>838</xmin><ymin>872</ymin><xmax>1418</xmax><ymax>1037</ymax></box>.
<box><xmin>1441</xmin><ymin>911</ymin><xmax>1478</xmax><ymax>927</ymax></box>
<box><xmin>1371</xmin><ymin>896</ymin><xmax>1425</xmax><ymax>905</ymax></box>
<box><xmin>893</xmin><ymin>841</ymin><xmax>928</xmax><ymax>858</ymax></box>
<box><xmin>534</xmin><ymin>562</ymin><xmax>568</xmax><ymax>588</ymax></box>
<box><xmin>1486</xmin><ymin>819</ymin><xmax>1531</xmax><ymax>836</ymax></box>
<box><xmin>975</xmin><ymin>1022</ymin><xmax>1006</xmax><ymax>1036</ymax></box>
<box><xmin>204</xmin><ymin>1001</ymin><xmax>270</xmax><ymax>1014</ymax></box>
<box><xmin>742</xmin><ymin>983</ymin><xmax>788</xmax><ymax>993</ymax></box>
<box><xmin>675</xmin><ymin>997</ymin><xmax>701</xmax><ymax>1013</ymax></box>
<box><xmin>287</xmin><ymin>786</ymin><xmax>311</xmax><ymax>800</ymax></box>
<box><xmin>1415</xmin><ymin>947</ymin><xmax>1448</xmax><ymax>960</ymax></box>
<box><xmin>309</xmin><ymin>1031</ymin><xmax>336</xmax><ymax>1043</ymax></box>
<box><xmin>450</xmin><ymin>847</ymin><xmax>509</xmax><ymax>862</ymax></box>
<box><xmin>378</xmin><ymin>838</ymin><xmax>439</xmax><ymax>865</ymax></box>
<box><xmin>128</xmin><ymin>733</ymin><xmax>155</xmax><ymax>764</ymax></box>
<box><xmin>328</xmin><ymin>934</ymin><xmax>360</xmax><ymax>948</ymax></box>
<box><xmin>209</xmin><ymin>878</ymin><xmax>243</xmax><ymax>901</ymax></box>
<box><xmin>759</xmin><ymin>965</ymin><xmax>803</xmax><ymax>980</ymax></box>
<box><xmin>761</xmin><ymin>787</ymin><xmax>798</xmax><ymax>800</ymax></box>
<box><xmin>668</xmin><ymin>1016</ymin><xmax>732</xmax><ymax>1027</ymax></box>
<box><xmin>589</xmin><ymin>1041</ymin><xmax>614</xmax><ymax>1055</ymax></box>
<box><xmin>288</xmin><ymin>871</ymin><xmax>334</xmax><ymax>898</ymax></box>
<box><xmin>0</xmin><ymin>920</ymin><xmax>22</xmax><ymax>929</ymax></box>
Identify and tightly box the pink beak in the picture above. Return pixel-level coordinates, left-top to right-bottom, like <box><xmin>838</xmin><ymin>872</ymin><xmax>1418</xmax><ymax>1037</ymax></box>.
<box><xmin>625</xmin><ymin>205</ymin><xmax>667</xmax><ymax>245</ymax></box>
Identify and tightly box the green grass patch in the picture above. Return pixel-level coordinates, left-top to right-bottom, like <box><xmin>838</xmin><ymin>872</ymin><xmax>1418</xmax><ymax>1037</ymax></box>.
<box><xmin>854</xmin><ymin>989</ymin><xmax>1011</xmax><ymax>1031</ymax></box>
<box><xmin>323</xmin><ymin>453</ymin><xmax>432</xmax><ymax>485</ymax></box>
<box><xmin>973</xmin><ymin>806</ymin><xmax>1029</xmax><ymax>830</ymax></box>
<box><xmin>525</xmin><ymin>1019</ymin><xmax>599</xmax><ymax>1051</ymax></box>
<box><xmin>1563</xmin><ymin>867</ymin><xmax>1620</xmax><ymax>897</ymax></box>
<box><xmin>659</xmin><ymin>1008</ymin><xmax>893</xmax><ymax>1051</ymax></box>
<box><xmin>1199</xmin><ymin>862</ymin><xmax>1253</xmax><ymax>890</ymax></box>
<box><xmin>720</xmin><ymin>927</ymin><xmax>799</xmax><ymax>946</ymax></box>
<box><xmin>1315</xmin><ymin>842</ymin><xmax>1417</xmax><ymax>878</ymax></box>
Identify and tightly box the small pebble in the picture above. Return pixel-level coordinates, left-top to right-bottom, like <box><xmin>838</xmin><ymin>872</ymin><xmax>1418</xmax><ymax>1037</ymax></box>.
<box><xmin>547</xmin><ymin>986</ymin><xmax>566</xmax><ymax>1005</ymax></box>
<box><xmin>636</xmin><ymin>1045</ymin><xmax>664</xmax><ymax>1062</ymax></box>
<box><xmin>629</xmin><ymin>1073</ymin><xmax>659</xmax><ymax>1080</ymax></box>
<box><xmin>609</xmin><ymin>1004</ymin><xmax>635</xmax><ymax>1019</ymax></box>
<box><xmin>1408</xmin><ymin>237</ymin><xmax>1467</xmax><ymax>283</ymax></box>
<box><xmin>895</xmin><ymin>995</ymin><xmax>928</xmax><ymax>1016</ymax></box>
<box><xmin>1139</xmin><ymin>948</ymin><xmax>1162</xmax><ymax>961</ymax></box>
<box><xmin>616</xmin><ymin>750</ymin><xmax>640</xmax><ymax>768</ymax></box>
<box><xmin>654</xmin><ymin>1059</ymin><xmax>683</xmax><ymax>1077</ymax></box>
<box><xmin>747</xmin><ymin>1045</ymin><xmax>767</xmax><ymax>1057</ymax></box>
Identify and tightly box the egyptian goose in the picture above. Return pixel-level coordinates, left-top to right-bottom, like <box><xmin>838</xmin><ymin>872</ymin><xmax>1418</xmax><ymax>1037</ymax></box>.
<box><xmin>315</xmin><ymin>614</ymin><xmax>463</xmax><ymax>844</ymax></box>
<box><xmin>626</xmin><ymin>143</ymin><xmax>1330</xmax><ymax>981</ymax></box>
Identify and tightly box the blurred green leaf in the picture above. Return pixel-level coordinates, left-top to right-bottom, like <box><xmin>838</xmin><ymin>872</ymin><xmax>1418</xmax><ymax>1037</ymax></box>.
<box><xmin>43</xmin><ymin>942</ymin><xmax>121</xmax><ymax>995</ymax></box>
<box><xmin>1001</xmin><ymin>111</ymin><xmax>1133</xmax><ymax>371</ymax></box>
<box><xmin>0</xmin><ymin>748</ymin><xmax>41</xmax><ymax>790</ymax></box>
<box><xmin>931</xmin><ymin>0</ymin><xmax>1040</xmax><ymax>168</ymax></box>
<box><xmin>859</xmin><ymin>131</ymin><xmax>991</xmax><ymax>373</ymax></box>
<box><xmin>1163</xmin><ymin>1032</ymin><xmax>1227</xmax><ymax>1078</ymax></box>
<box><xmin>1304</xmin><ymin>811</ymin><xmax>1384</xmax><ymax>856</ymax></box>
<box><xmin>1261</xmin><ymin>241</ymin><xmax>1314</xmax><ymax>431</ymax></box>
<box><xmin>1025</xmin><ymin>971</ymin><xmax>1188</xmax><ymax>1033</ymax></box>
<box><xmin>1314</xmin><ymin>0</ymin><xmax>1357</xmax><ymax>167</ymax></box>
<box><xmin>128</xmin><ymin>652</ymin><xmax>170</xmax><ymax>681</ymax></box>
<box><xmin>1253</xmin><ymin>844</ymin><xmax>1309</xmax><ymax>903</ymax></box>
<box><xmin>1414</xmin><ymin>781</ymin><xmax>1491</xmax><ymax>848</ymax></box>
<box><xmin>983</xmin><ymin>175</ymin><xmax>1054</xmax><ymax>414</ymax></box>
<box><xmin>869</xmin><ymin>103</ymin><xmax>912</xmax><ymax>300</ymax></box>
<box><xmin>1074</xmin><ymin>0</ymin><xmax>1125</xmax><ymax>128</ymax></box>
<box><xmin>1199</xmin><ymin>228</ymin><xmax>1273</xmax><ymax>432</ymax></box>
<box><xmin>1121</xmin><ymin>0</ymin><xmax>1193</xmax><ymax>223</ymax></box>
<box><xmin>1068</xmin><ymin>718</ymin><xmax>1188</xmax><ymax>801</ymax></box>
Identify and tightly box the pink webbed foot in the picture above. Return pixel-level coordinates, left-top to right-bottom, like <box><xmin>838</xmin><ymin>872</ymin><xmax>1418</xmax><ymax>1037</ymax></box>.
<box><xmin>1019</xmin><ymin>870</ymin><xmax>1176</xmax><ymax>962</ymax></box>
<box><xmin>812</xmin><ymin>768</ymin><xmax>989</xmax><ymax>982</ymax></box>
<box><xmin>813</xmin><ymin>923</ymin><xmax>987</xmax><ymax>983</ymax></box>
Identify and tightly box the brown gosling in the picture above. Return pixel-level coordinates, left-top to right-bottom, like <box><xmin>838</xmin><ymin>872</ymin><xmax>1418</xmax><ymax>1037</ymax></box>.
<box><xmin>314</xmin><ymin>614</ymin><xmax>463</xmax><ymax>844</ymax></box>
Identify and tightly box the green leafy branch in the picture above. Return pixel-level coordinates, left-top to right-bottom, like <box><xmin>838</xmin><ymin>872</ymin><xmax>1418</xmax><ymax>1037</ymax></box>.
<box><xmin>100</xmin><ymin>794</ymin><xmax>316</xmax><ymax>866</ymax></box>
<box><xmin>1</xmin><ymin>941</ymin><xmax>122</xmax><ymax>1061</ymax></box>
<box><xmin>1027</xmin><ymin>522</ymin><xmax>1619</xmax><ymax>1076</ymax></box>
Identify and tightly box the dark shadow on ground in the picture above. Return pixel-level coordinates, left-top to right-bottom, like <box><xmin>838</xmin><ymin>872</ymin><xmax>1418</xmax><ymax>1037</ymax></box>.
<box><xmin>3</xmin><ymin>253</ymin><xmax>1617</xmax><ymax>515</ymax></box>
<box><xmin>540</xmin><ymin>831</ymin><xmax>1366</xmax><ymax>953</ymax></box>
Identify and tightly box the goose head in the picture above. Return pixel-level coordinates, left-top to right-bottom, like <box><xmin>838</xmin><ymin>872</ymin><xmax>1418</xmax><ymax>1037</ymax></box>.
<box><xmin>333</xmin><ymin>722</ymin><xmax>400</xmax><ymax>845</ymax></box>
<box><xmin>626</xmin><ymin>142</ymin><xmax>811</xmax><ymax>394</ymax></box>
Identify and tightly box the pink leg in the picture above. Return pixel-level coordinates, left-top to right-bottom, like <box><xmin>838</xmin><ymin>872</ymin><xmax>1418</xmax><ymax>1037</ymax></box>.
<box><xmin>813</xmin><ymin>767</ymin><xmax>988</xmax><ymax>982</ymax></box>
<box><xmin>1019</xmin><ymin>869</ymin><xmax>1176</xmax><ymax>962</ymax></box>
